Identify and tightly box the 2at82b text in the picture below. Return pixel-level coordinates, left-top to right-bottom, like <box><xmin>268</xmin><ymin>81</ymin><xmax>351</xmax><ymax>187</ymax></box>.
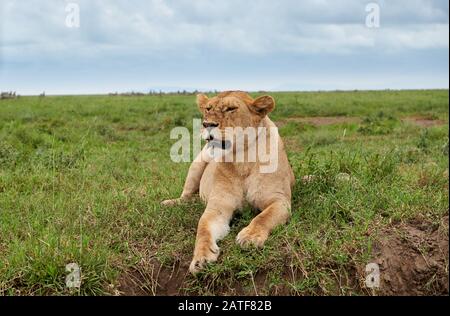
<box><xmin>222</xmin><ymin>300</ymin><xmax>271</xmax><ymax>311</ymax></box>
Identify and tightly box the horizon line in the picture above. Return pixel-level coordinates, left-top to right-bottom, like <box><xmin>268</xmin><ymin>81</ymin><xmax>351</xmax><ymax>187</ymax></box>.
<box><xmin>3</xmin><ymin>87</ymin><xmax>449</xmax><ymax>97</ymax></box>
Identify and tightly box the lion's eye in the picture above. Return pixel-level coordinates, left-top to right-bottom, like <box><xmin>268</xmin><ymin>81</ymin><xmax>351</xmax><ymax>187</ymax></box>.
<box><xmin>224</xmin><ymin>107</ymin><xmax>238</xmax><ymax>113</ymax></box>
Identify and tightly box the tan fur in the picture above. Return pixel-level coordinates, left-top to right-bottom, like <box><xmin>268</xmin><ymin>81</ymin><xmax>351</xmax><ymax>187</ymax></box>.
<box><xmin>162</xmin><ymin>91</ymin><xmax>295</xmax><ymax>274</ymax></box>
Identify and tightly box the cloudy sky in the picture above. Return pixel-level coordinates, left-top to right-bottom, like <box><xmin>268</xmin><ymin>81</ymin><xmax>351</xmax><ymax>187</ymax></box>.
<box><xmin>0</xmin><ymin>0</ymin><xmax>448</xmax><ymax>95</ymax></box>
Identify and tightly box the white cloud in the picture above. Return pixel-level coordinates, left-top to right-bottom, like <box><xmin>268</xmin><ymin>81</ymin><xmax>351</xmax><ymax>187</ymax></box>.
<box><xmin>0</xmin><ymin>0</ymin><xmax>448</xmax><ymax>94</ymax></box>
<box><xmin>1</xmin><ymin>0</ymin><xmax>448</xmax><ymax>59</ymax></box>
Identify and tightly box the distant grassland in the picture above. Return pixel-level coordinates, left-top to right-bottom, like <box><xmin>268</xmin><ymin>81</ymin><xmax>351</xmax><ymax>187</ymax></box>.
<box><xmin>0</xmin><ymin>90</ymin><xmax>448</xmax><ymax>295</ymax></box>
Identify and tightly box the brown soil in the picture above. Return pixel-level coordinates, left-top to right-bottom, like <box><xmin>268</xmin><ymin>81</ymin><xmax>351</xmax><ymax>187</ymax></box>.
<box><xmin>276</xmin><ymin>115</ymin><xmax>447</xmax><ymax>128</ymax></box>
<box><xmin>117</xmin><ymin>216</ymin><xmax>449</xmax><ymax>296</ymax></box>
<box><xmin>364</xmin><ymin>215</ymin><xmax>449</xmax><ymax>296</ymax></box>
<box><xmin>276</xmin><ymin>116</ymin><xmax>361</xmax><ymax>127</ymax></box>
<box><xmin>117</xmin><ymin>261</ymin><xmax>301</xmax><ymax>296</ymax></box>
<box><xmin>118</xmin><ymin>259</ymin><xmax>190</xmax><ymax>296</ymax></box>
<box><xmin>402</xmin><ymin>116</ymin><xmax>447</xmax><ymax>127</ymax></box>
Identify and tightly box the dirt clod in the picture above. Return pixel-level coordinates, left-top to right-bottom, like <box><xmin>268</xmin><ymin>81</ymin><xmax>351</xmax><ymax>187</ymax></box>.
<box><xmin>368</xmin><ymin>216</ymin><xmax>449</xmax><ymax>295</ymax></box>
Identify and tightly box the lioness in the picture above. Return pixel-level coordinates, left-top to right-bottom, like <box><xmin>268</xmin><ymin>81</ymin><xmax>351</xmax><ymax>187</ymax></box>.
<box><xmin>162</xmin><ymin>91</ymin><xmax>295</xmax><ymax>274</ymax></box>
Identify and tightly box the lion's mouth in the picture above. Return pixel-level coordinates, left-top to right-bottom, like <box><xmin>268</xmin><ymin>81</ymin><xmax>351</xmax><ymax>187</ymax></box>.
<box><xmin>207</xmin><ymin>139</ymin><xmax>232</xmax><ymax>150</ymax></box>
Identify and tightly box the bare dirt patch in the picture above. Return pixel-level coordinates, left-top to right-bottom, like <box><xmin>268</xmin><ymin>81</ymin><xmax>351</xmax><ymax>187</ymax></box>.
<box><xmin>276</xmin><ymin>116</ymin><xmax>448</xmax><ymax>128</ymax></box>
<box><xmin>366</xmin><ymin>215</ymin><xmax>449</xmax><ymax>295</ymax></box>
<box><xmin>117</xmin><ymin>216</ymin><xmax>449</xmax><ymax>296</ymax></box>
<box><xmin>402</xmin><ymin>116</ymin><xmax>447</xmax><ymax>128</ymax></box>
<box><xmin>117</xmin><ymin>259</ymin><xmax>189</xmax><ymax>296</ymax></box>
<box><xmin>276</xmin><ymin>116</ymin><xmax>361</xmax><ymax>127</ymax></box>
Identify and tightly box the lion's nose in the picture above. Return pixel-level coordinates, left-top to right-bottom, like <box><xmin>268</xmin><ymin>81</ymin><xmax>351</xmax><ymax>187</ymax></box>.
<box><xmin>203</xmin><ymin>121</ymin><xmax>219</xmax><ymax>128</ymax></box>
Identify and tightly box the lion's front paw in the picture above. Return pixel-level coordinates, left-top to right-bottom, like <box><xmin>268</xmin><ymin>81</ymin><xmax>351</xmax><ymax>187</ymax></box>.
<box><xmin>236</xmin><ymin>225</ymin><xmax>268</xmax><ymax>248</ymax></box>
<box><xmin>189</xmin><ymin>243</ymin><xmax>220</xmax><ymax>274</ymax></box>
<box><xmin>161</xmin><ymin>198</ymin><xmax>181</xmax><ymax>207</ymax></box>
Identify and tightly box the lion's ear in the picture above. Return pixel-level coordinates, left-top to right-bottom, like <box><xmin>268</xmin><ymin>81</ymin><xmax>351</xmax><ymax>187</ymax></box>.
<box><xmin>196</xmin><ymin>93</ymin><xmax>209</xmax><ymax>110</ymax></box>
<box><xmin>250</xmin><ymin>95</ymin><xmax>275</xmax><ymax>117</ymax></box>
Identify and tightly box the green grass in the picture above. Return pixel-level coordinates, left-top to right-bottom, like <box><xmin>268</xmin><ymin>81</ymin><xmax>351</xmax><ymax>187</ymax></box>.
<box><xmin>0</xmin><ymin>90</ymin><xmax>448</xmax><ymax>295</ymax></box>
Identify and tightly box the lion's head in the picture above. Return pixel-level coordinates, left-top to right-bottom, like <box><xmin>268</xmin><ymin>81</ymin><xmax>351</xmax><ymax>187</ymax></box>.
<box><xmin>196</xmin><ymin>91</ymin><xmax>275</xmax><ymax>150</ymax></box>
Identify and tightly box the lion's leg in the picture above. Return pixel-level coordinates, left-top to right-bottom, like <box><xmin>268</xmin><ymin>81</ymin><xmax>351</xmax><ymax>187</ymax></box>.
<box><xmin>161</xmin><ymin>161</ymin><xmax>207</xmax><ymax>206</ymax></box>
<box><xmin>236</xmin><ymin>199</ymin><xmax>291</xmax><ymax>248</ymax></box>
<box><xmin>161</xmin><ymin>146</ymin><xmax>212</xmax><ymax>206</ymax></box>
<box><xmin>189</xmin><ymin>194</ymin><xmax>241</xmax><ymax>274</ymax></box>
